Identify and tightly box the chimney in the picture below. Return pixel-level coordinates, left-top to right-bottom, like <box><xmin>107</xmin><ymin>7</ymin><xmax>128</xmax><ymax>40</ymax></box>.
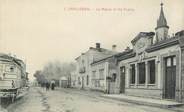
<box><xmin>96</xmin><ymin>43</ymin><xmax>101</xmax><ymax>49</ymax></box>
<box><xmin>112</xmin><ymin>45</ymin><xmax>117</xmax><ymax>51</ymax></box>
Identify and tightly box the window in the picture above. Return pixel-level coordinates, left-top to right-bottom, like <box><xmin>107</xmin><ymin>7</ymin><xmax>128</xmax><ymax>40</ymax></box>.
<box><xmin>130</xmin><ymin>64</ymin><xmax>135</xmax><ymax>84</ymax></box>
<box><xmin>99</xmin><ymin>69</ymin><xmax>104</xmax><ymax>80</ymax></box>
<box><xmin>138</xmin><ymin>62</ymin><xmax>146</xmax><ymax>84</ymax></box>
<box><xmin>166</xmin><ymin>56</ymin><xmax>176</xmax><ymax>67</ymax></box>
<box><xmin>10</xmin><ymin>67</ymin><xmax>14</xmax><ymax>72</ymax></box>
<box><xmin>5</xmin><ymin>65</ymin><xmax>16</xmax><ymax>72</ymax></box>
<box><xmin>86</xmin><ymin>75</ymin><xmax>89</xmax><ymax>85</ymax></box>
<box><xmin>120</xmin><ymin>66</ymin><xmax>125</xmax><ymax>73</ymax></box>
<box><xmin>148</xmin><ymin>60</ymin><xmax>155</xmax><ymax>84</ymax></box>
<box><xmin>173</xmin><ymin>57</ymin><xmax>176</xmax><ymax>66</ymax></box>
<box><xmin>112</xmin><ymin>73</ymin><xmax>116</xmax><ymax>82</ymax></box>
<box><xmin>166</xmin><ymin>58</ymin><xmax>171</xmax><ymax>67</ymax></box>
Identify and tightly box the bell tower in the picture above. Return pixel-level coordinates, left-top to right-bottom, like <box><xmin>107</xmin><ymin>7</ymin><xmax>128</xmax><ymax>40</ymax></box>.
<box><xmin>155</xmin><ymin>3</ymin><xmax>169</xmax><ymax>42</ymax></box>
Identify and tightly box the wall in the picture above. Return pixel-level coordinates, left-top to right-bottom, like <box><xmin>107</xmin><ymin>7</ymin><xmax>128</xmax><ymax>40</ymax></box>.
<box><xmin>117</xmin><ymin>44</ymin><xmax>181</xmax><ymax>99</ymax></box>
<box><xmin>156</xmin><ymin>27</ymin><xmax>168</xmax><ymax>41</ymax></box>
<box><xmin>90</xmin><ymin>57</ymin><xmax>118</xmax><ymax>93</ymax></box>
<box><xmin>90</xmin><ymin>62</ymin><xmax>107</xmax><ymax>92</ymax></box>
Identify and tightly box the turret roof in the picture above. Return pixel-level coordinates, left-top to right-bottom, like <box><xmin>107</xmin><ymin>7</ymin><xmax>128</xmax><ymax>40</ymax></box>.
<box><xmin>155</xmin><ymin>3</ymin><xmax>169</xmax><ymax>29</ymax></box>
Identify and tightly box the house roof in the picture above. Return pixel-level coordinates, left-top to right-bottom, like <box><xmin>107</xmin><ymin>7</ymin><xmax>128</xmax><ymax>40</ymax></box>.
<box><xmin>75</xmin><ymin>47</ymin><xmax>117</xmax><ymax>60</ymax></box>
<box><xmin>116</xmin><ymin>49</ymin><xmax>136</xmax><ymax>62</ymax></box>
<box><xmin>131</xmin><ymin>32</ymin><xmax>155</xmax><ymax>45</ymax></box>
<box><xmin>0</xmin><ymin>53</ymin><xmax>24</xmax><ymax>67</ymax></box>
<box><xmin>90</xmin><ymin>54</ymin><xmax>115</xmax><ymax>65</ymax></box>
<box><xmin>146</xmin><ymin>36</ymin><xmax>179</xmax><ymax>52</ymax></box>
<box><xmin>116</xmin><ymin>36</ymin><xmax>182</xmax><ymax>62</ymax></box>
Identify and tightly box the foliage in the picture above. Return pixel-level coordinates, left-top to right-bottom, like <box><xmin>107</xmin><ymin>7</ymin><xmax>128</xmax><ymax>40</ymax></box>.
<box><xmin>33</xmin><ymin>70</ymin><xmax>46</xmax><ymax>84</ymax></box>
<box><xmin>34</xmin><ymin>61</ymin><xmax>76</xmax><ymax>84</ymax></box>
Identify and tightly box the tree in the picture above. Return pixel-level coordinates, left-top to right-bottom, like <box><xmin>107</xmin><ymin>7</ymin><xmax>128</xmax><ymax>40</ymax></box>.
<box><xmin>33</xmin><ymin>70</ymin><xmax>46</xmax><ymax>85</ymax></box>
<box><xmin>35</xmin><ymin>61</ymin><xmax>76</xmax><ymax>81</ymax></box>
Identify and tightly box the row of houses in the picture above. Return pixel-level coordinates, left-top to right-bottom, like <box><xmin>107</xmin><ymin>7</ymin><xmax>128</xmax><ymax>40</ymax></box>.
<box><xmin>70</xmin><ymin>3</ymin><xmax>184</xmax><ymax>102</ymax></box>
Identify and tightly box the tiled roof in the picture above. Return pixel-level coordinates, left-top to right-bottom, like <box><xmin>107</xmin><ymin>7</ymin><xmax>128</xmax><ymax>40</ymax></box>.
<box><xmin>146</xmin><ymin>36</ymin><xmax>179</xmax><ymax>52</ymax></box>
<box><xmin>116</xmin><ymin>49</ymin><xmax>136</xmax><ymax>62</ymax></box>
<box><xmin>90</xmin><ymin>47</ymin><xmax>118</xmax><ymax>64</ymax></box>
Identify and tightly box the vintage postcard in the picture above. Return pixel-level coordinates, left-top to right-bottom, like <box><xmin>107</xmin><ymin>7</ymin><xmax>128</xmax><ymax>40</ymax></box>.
<box><xmin>0</xmin><ymin>0</ymin><xmax>184</xmax><ymax>112</ymax></box>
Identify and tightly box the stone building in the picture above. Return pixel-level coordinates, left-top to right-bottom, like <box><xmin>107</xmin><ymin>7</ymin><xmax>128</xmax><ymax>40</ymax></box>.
<box><xmin>90</xmin><ymin>54</ymin><xmax>118</xmax><ymax>93</ymax></box>
<box><xmin>73</xmin><ymin>43</ymin><xmax>117</xmax><ymax>89</ymax></box>
<box><xmin>115</xmin><ymin>3</ymin><xmax>184</xmax><ymax>102</ymax></box>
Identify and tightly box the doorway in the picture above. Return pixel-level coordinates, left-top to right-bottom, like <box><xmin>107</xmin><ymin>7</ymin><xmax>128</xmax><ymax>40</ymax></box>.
<box><xmin>164</xmin><ymin>56</ymin><xmax>176</xmax><ymax>99</ymax></box>
<box><xmin>120</xmin><ymin>66</ymin><xmax>125</xmax><ymax>93</ymax></box>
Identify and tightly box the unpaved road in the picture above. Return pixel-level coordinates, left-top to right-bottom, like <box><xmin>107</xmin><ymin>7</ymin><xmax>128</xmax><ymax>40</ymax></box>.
<box><xmin>1</xmin><ymin>87</ymin><xmax>184</xmax><ymax>112</ymax></box>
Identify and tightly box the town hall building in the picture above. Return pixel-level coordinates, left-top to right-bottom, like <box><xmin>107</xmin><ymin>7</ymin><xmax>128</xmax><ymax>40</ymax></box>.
<box><xmin>116</xmin><ymin>3</ymin><xmax>184</xmax><ymax>102</ymax></box>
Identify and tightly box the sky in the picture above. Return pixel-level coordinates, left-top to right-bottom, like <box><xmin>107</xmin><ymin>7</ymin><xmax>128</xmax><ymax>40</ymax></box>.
<box><xmin>0</xmin><ymin>0</ymin><xmax>183</xmax><ymax>81</ymax></box>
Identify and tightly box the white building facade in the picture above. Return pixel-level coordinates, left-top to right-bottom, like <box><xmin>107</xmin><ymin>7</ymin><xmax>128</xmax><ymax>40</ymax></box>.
<box><xmin>73</xmin><ymin>43</ymin><xmax>117</xmax><ymax>90</ymax></box>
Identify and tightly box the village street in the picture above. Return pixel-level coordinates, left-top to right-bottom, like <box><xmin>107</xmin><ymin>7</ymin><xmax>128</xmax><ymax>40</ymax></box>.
<box><xmin>1</xmin><ymin>87</ymin><xmax>183</xmax><ymax>112</ymax></box>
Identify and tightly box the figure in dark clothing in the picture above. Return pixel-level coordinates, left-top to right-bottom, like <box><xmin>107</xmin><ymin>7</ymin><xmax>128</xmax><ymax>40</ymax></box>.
<box><xmin>51</xmin><ymin>83</ymin><xmax>55</xmax><ymax>90</ymax></box>
<box><xmin>45</xmin><ymin>82</ymin><xmax>50</xmax><ymax>91</ymax></box>
<box><xmin>51</xmin><ymin>80</ymin><xmax>55</xmax><ymax>90</ymax></box>
<box><xmin>12</xmin><ymin>80</ymin><xmax>15</xmax><ymax>88</ymax></box>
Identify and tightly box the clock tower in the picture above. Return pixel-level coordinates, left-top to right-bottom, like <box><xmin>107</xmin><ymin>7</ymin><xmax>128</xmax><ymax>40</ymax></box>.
<box><xmin>155</xmin><ymin>3</ymin><xmax>169</xmax><ymax>42</ymax></box>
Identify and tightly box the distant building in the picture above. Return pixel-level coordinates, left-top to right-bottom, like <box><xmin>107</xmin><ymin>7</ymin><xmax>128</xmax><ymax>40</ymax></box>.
<box><xmin>73</xmin><ymin>43</ymin><xmax>117</xmax><ymax>90</ymax></box>
<box><xmin>59</xmin><ymin>76</ymin><xmax>68</xmax><ymax>88</ymax></box>
<box><xmin>115</xmin><ymin>3</ymin><xmax>184</xmax><ymax>102</ymax></box>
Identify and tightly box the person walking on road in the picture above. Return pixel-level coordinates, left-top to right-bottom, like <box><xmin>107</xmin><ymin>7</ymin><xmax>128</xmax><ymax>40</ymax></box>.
<box><xmin>45</xmin><ymin>81</ymin><xmax>50</xmax><ymax>91</ymax></box>
<box><xmin>51</xmin><ymin>80</ymin><xmax>55</xmax><ymax>90</ymax></box>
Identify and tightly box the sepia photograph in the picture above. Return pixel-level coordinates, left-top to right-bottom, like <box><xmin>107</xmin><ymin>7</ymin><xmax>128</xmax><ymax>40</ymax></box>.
<box><xmin>0</xmin><ymin>0</ymin><xmax>184</xmax><ymax>112</ymax></box>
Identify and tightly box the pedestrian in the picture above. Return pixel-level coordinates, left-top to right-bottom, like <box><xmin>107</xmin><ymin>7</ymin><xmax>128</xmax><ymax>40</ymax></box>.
<box><xmin>12</xmin><ymin>80</ymin><xmax>15</xmax><ymax>88</ymax></box>
<box><xmin>51</xmin><ymin>80</ymin><xmax>55</xmax><ymax>90</ymax></box>
<box><xmin>46</xmin><ymin>81</ymin><xmax>50</xmax><ymax>91</ymax></box>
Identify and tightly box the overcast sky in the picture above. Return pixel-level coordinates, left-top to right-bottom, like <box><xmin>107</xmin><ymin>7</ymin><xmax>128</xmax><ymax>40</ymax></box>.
<box><xmin>0</xmin><ymin>0</ymin><xmax>183</xmax><ymax>80</ymax></box>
